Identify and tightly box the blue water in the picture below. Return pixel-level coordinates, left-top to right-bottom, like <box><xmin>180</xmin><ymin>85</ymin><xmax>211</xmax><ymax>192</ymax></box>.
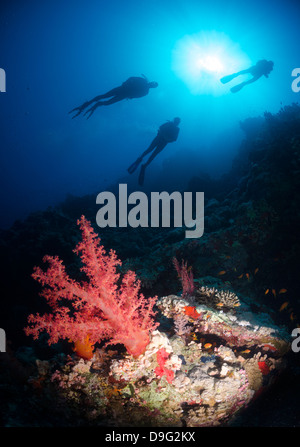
<box><xmin>0</xmin><ymin>0</ymin><xmax>299</xmax><ymax>228</ymax></box>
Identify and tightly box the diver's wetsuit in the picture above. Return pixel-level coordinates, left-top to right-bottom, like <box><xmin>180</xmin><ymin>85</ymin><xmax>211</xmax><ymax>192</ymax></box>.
<box><xmin>90</xmin><ymin>77</ymin><xmax>153</xmax><ymax>104</ymax></box>
<box><xmin>142</xmin><ymin>121</ymin><xmax>180</xmax><ymax>166</ymax></box>
<box><xmin>69</xmin><ymin>76</ymin><xmax>158</xmax><ymax>118</ymax></box>
<box><xmin>128</xmin><ymin>119</ymin><xmax>180</xmax><ymax>186</ymax></box>
<box><xmin>220</xmin><ymin>59</ymin><xmax>274</xmax><ymax>93</ymax></box>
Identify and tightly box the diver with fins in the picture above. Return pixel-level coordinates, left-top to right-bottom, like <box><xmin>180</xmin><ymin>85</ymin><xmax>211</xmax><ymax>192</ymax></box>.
<box><xmin>220</xmin><ymin>59</ymin><xmax>274</xmax><ymax>93</ymax></box>
<box><xmin>128</xmin><ymin>117</ymin><xmax>181</xmax><ymax>186</ymax></box>
<box><xmin>69</xmin><ymin>75</ymin><xmax>158</xmax><ymax>119</ymax></box>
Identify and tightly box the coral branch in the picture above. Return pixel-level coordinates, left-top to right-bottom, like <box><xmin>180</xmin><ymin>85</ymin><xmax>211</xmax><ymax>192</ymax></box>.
<box><xmin>25</xmin><ymin>216</ymin><xmax>159</xmax><ymax>357</ymax></box>
<box><xmin>173</xmin><ymin>257</ymin><xmax>195</xmax><ymax>298</ymax></box>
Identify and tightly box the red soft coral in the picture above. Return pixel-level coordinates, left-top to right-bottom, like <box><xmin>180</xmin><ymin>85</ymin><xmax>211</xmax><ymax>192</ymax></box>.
<box><xmin>173</xmin><ymin>257</ymin><xmax>195</xmax><ymax>298</ymax></box>
<box><xmin>184</xmin><ymin>306</ymin><xmax>201</xmax><ymax>320</ymax></box>
<box><xmin>25</xmin><ymin>216</ymin><xmax>159</xmax><ymax>358</ymax></box>
<box><xmin>154</xmin><ymin>348</ymin><xmax>174</xmax><ymax>383</ymax></box>
<box><xmin>258</xmin><ymin>361</ymin><xmax>270</xmax><ymax>376</ymax></box>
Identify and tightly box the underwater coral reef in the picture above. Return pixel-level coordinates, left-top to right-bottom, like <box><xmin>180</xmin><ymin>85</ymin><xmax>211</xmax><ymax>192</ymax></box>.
<box><xmin>0</xmin><ymin>104</ymin><xmax>300</xmax><ymax>427</ymax></box>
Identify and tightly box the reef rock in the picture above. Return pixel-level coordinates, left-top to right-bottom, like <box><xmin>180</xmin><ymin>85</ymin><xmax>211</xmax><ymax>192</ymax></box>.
<box><xmin>30</xmin><ymin>287</ymin><xmax>290</xmax><ymax>427</ymax></box>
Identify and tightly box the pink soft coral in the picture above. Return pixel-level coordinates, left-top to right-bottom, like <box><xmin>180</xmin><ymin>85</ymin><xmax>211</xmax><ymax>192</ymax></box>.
<box><xmin>25</xmin><ymin>216</ymin><xmax>159</xmax><ymax>358</ymax></box>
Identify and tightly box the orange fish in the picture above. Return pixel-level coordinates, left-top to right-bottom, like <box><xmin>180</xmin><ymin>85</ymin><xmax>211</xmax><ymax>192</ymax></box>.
<box><xmin>238</xmin><ymin>274</ymin><xmax>244</xmax><ymax>279</ymax></box>
<box><xmin>265</xmin><ymin>289</ymin><xmax>269</xmax><ymax>295</ymax></box>
<box><xmin>241</xmin><ymin>349</ymin><xmax>251</xmax><ymax>354</ymax></box>
<box><xmin>272</xmin><ymin>289</ymin><xmax>276</xmax><ymax>297</ymax></box>
<box><xmin>72</xmin><ymin>335</ymin><xmax>95</xmax><ymax>360</ymax></box>
<box><xmin>246</xmin><ymin>273</ymin><xmax>250</xmax><ymax>280</ymax></box>
<box><xmin>279</xmin><ymin>302</ymin><xmax>289</xmax><ymax>312</ymax></box>
<box><xmin>290</xmin><ymin>312</ymin><xmax>296</xmax><ymax>321</ymax></box>
<box><xmin>279</xmin><ymin>288</ymin><xmax>287</xmax><ymax>294</ymax></box>
<box><xmin>218</xmin><ymin>270</ymin><xmax>226</xmax><ymax>276</ymax></box>
<box><xmin>254</xmin><ymin>268</ymin><xmax>259</xmax><ymax>275</ymax></box>
<box><xmin>216</xmin><ymin>302</ymin><xmax>224</xmax><ymax>307</ymax></box>
<box><xmin>204</xmin><ymin>343</ymin><xmax>212</xmax><ymax>349</ymax></box>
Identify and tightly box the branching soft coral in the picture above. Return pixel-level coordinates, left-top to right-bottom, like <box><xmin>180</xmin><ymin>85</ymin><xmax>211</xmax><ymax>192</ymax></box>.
<box><xmin>25</xmin><ymin>216</ymin><xmax>159</xmax><ymax>358</ymax></box>
<box><xmin>173</xmin><ymin>257</ymin><xmax>195</xmax><ymax>298</ymax></box>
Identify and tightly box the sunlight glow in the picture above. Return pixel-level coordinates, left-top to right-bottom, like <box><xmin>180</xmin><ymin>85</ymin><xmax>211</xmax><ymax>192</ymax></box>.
<box><xmin>198</xmin><ymin>55</ymin><xmax>224</xmax><ymax>73</ymax></box>
<box><xmin>172</xmin><ymin>31</ymin><xmax>251</xmax><ymax>96</ymax></box>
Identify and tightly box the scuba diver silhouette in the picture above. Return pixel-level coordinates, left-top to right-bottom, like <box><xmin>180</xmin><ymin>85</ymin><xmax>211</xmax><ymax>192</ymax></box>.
<box><xmin>128</xmin><ymin>117</ymin><xmax>181</xmax><ymax>186</ymax></box>
<box><xmin>69</xmin><ymin>75</ymin><xmax>158</xmax><ymax>119</ymax></box>
<box><xmin>220</xmin><ymin>60</ymin><xmax>274</xmax><ymax>93</ymax></box>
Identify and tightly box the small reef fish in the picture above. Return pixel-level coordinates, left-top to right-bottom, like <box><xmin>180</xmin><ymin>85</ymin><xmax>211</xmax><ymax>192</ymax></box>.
<box><xmin>290</xmin><ymin>312</ymin><xmax>296</xmax><ymax>321</ymax></box>
<box><xmin>238</xmin><ymin>274</ymin><xmax>244</xmax><ymax>279</ymax></box>
<box><xmin>272</xmin><ymin>289</ymin><xmax>276</xmax><ymax>297</ymax></box>
<box><xmin>218</xmin><ymin>270</ymin><xmax>226</xmax><ymax>276</ymax></box>
<box><xmin>216</xmin><ymin>302</ymin><xmax>224</xmax><ymax>307</ymax></box>
<box><xmin>254</xmin><ymin>268</ymin><xmax>259</xmax><ymax>275</ymax></box>
<box><xmin>246</xmin><ymin>273</ymin><xmax>250</xmax><ymax>280</ymax></box>
<box><xmin>204</xmin><ymin>343</ymin><xmax>212</xmax><ymax>349</ymax></box>
<box><xmin>241</xmin><ymin>349</ymin><xmax>251</xmax><ymax>354</ymax></box>
<box><xmin>279</xmin><ymin>302</ymin><xmax>289</xmax><ymax>312</ymax></box>
<box><xmin>279</xmin><ymin>288</ymin><xmax>287</xmax><ymax>294</ymax></box>
<box><xmin>265</xmin><ymin>289</ymin><xmax>270</xmax><ymax>295</ymax></box>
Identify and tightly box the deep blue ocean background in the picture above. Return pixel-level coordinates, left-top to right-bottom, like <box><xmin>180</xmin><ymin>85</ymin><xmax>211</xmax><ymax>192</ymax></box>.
<box><xmin>1</xmin><ymin>0</ymin><xmax>299</xmax><ymax>229</ymax></box>
<box><xmin>1</xmin><ymin>0</ymin><xmax>300</xmax><ymax>429</ymax></box>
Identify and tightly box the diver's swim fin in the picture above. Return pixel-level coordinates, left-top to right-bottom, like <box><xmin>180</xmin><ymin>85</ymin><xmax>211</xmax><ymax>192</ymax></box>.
<box><xmin>127</xmin><ymin>158</ymin><xmax>142</xmax><ymax>174</ymax></box>
<box><xmin>220</xmin><ymin>73</ymin><xmax>237</xmax><ymax>84</ymax></box>
<box><xmin>230</xmin><ymin>83</ymin><xmax>244</xmax><ymax>93</ymax></box>
<box><xmin>138</xmin><ymin>164</ymin><xmax>146</xmax><ymax>186</ymax></box>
